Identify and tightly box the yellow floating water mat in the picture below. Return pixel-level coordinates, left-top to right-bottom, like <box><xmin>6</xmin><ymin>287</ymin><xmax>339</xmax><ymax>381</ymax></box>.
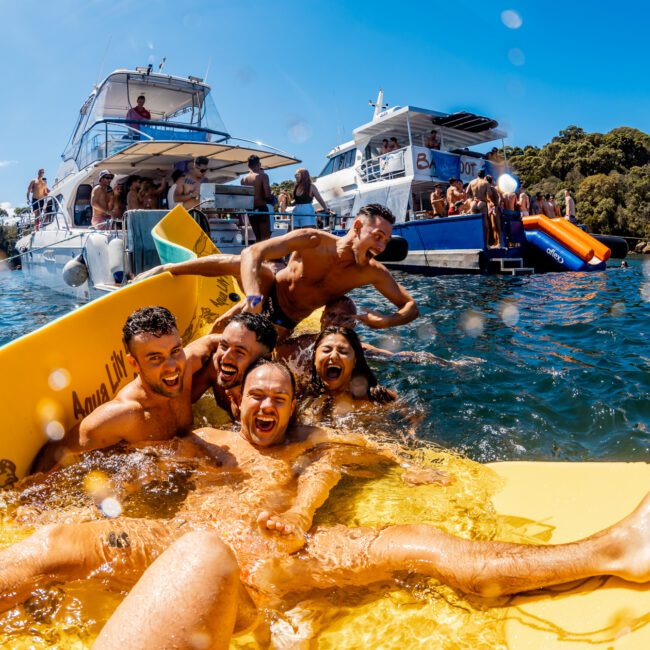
<box><xmin>0</xmin><ymin>207</ymin><xmax>647</xmax><ymax>648</ymax></box>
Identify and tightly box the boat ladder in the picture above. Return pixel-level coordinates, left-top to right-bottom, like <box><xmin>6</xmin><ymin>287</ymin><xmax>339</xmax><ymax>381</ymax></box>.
<box><xmin>489</xmin><ymin>257</ymin><xmax>534</xmax><ymax>276</ymax></box>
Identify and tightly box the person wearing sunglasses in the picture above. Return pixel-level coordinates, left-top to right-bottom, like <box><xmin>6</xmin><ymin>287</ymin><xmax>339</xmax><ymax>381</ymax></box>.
<box><xmin>174</xmin><ymin>156</ymin><xmax>209</xmax><ymax>210</ymax></box>
<box><xmin>91</xmin><ymin>169</ymin><xmax>115</xmax><ymax>229</ymax></box>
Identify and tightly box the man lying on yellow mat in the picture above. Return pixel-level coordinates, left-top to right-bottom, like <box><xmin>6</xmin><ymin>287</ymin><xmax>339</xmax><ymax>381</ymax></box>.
<box><xmin>5</xmin><ymin>361</ymin><xmax>649</xmax><ymax>650</ymax></box>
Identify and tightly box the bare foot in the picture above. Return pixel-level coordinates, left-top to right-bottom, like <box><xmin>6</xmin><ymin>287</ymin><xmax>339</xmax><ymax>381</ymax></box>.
<box><xmin>606</xmin><ymin>493</ymin><xmax>650</xmax><ymax>582</ymax></box>
<box><xmin>257</xmin><ymin>510</ymin><xmax>308</xmax><ymax>552</ymax></box>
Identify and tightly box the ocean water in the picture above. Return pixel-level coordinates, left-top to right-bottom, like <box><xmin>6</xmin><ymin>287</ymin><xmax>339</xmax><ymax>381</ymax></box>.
<box><xmin>2</xmin><ymin>261</ymin><xmax>649</xmax><ymax>462</ymax></box>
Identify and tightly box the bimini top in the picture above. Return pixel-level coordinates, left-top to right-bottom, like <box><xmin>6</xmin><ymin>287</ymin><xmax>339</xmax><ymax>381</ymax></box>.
<box><xmin>60</xmin><ymin>68</ymin><xmax>299</xmax><ymax>177</ymax></box>
<box><xmin>353</xmin><ymin>105</ymin><xmax>506</xmax><ymax>150</ymax></box>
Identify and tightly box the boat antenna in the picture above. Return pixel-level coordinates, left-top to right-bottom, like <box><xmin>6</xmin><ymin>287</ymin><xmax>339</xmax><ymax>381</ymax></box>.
<box><xmin>95</xmin><ymin>35</ymin><xmax>112</xmax><ymax>88</ymax></box>
<box><xmin>204</xmin><ymin>57</ymin><xmax>212</xmax><ymax>83</ymax></box>
<box><xmin>158</xmin><ymin>57</ymin><xmax>166</xmax><ymax>72</ymax></box>
<box><xmin>368</xmin><ymin>88</ymin><xmax>388</xmax><ymax>119</ymax></box>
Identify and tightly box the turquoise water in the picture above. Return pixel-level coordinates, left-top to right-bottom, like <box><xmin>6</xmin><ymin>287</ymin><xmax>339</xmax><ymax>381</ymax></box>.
<box><xmin>2</xmin><ymin>261</ymin><xmax>649</xmax><ymax>462</ymax></box>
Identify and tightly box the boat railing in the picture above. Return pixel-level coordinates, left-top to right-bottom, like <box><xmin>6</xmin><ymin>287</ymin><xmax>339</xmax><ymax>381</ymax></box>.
<box><xmin>20</xmin><ymin>194</ymin><xmax>69</xmax><ymax>235</ymax></box>
<box><xmin>356</xmin><ymin>148</ymin><xmax>408</xmax><ymax>184</ymax></box>
<box><xmin>72</xmin><ymin>118</ymin><xmax>230</xmax><ymax>170</ymax></box>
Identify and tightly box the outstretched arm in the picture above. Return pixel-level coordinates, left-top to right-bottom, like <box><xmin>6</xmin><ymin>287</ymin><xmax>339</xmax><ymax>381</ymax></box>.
<box><xmin>183</xmin><ymin>333</ymin><xmax>221</xmax><ymax>373</ymax></box>
<box><xmin>239</xmin><ymin>230</ymin><xmax>321</xmax><ymax>309</ymax></box>
<box><xmin>355</xmin><ymin>265</ymin><xmax>419</xmax><ymax>329</ymax></box>
<box><xmin>78</xmin><ymin>401</ymin><xmax>146</xmax><ymax>451</ymax></box>
<box><xmin>311</xmin><ymin>184</ymin><xmax>329</xmax><ymax>212</ymax></box>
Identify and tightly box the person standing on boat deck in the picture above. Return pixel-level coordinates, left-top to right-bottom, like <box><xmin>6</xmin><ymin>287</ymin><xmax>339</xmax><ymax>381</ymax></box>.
<box><xmin>517</xmin><ymin>187</ymin><xmax>530</xmax><ymax>216</ymax></box>
<box><xmin>174</xmin><ymin>155</ymin><xmax>209</xmax><ymax>211</ymax></box>
<box><xmin>277</xmin><ymin>189</ymin><xmax>290</xmax><ymax>214</ymax></box>
<box><xmin>388</xmin><ymin>136</ymin><xmax>400</xmax><ymax>151</ymax></box>
<box><xmin>425</xmin><ymin>130</ymin><xmax>440</xmax><ymax>149</ymax></box>
<box><xmin>167</xmin><ymin>170</ymin><xmax>185</xmax><ymax>210</ymax></box>
<box><xmin>126</xmin><ymin>176</ymin><xmax>144</xmax><ymax>210</ymax></box>
<box><xmin>445</xmin><ymin>177</ymin><xmax>463</xmax><ymax>215</ymax></box>
<box><xmin>125</xmin><ymin>95</ymin><xmax>151</xmax><ymax>139</ymax></box>
<box><xmin>26</xmin><ymin>168</ymin><xmax>48</xmax><ymax>223</ymax></box>
<box><xmin>466</xmin><ymin>170</ymin><xmax>492</xmax><ymax>243</ymax></box>
<box><xmin>241</xmin><ymin>154</ymin><xmax>275</xmax><ymax>242</ymax></box>
<box><xmin>138</xmin><ymin>204</ymin><xmax>419</xmax><ymax>343</ymax></box>
<box><xmin>430</xmin><ymin>185</ymin><xmax>447</xmax><ymax>217</ymax></box>
<box><xmin>291</xmin><ymin>168</ymin><xmax>329</xmax><ymax>229</ymax></box>
<box><xmin>564</xmin><ymin>189</ymin><xmax>577</xmax><ymax>223</ymax></box>
<box><xmin>91</xmin><ymin>170</ymin><xmax>114</xmax><ymax>229</ymax></box>
<box><xmin>109</xmin><ymin>180</ymin><xmax>126</xmax><ymax>224</ymax></box>
<box><xmin>486</xmin><ymin>175</ymin><xmax>503</xmax><ymax>248</ymax></box>
<box><xmin>380</xmin><ymin>139</ymin><xmax>391</xmax><ymax>154</ymax></box>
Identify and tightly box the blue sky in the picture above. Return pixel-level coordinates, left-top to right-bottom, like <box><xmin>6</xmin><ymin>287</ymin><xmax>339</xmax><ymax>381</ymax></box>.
<box><xmin>2</xmin><ymin>0</ymin><xmax>650</xmax><ymax>210</ymax></box>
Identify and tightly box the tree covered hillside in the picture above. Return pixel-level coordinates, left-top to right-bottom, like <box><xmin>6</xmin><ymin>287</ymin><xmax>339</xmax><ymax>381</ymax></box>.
<box><xmin>507</xmin><ymin>126</ymin><xmax>650</xmax><ymax>237</ymax></box>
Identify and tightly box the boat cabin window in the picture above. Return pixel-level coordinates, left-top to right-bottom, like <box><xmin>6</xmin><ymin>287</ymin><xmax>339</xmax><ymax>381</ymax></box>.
<box><xmin>73</xmin><ymin>184</ymin><xmax>93</xmax><ymax>227</ymax></box>
<box><xmin>319</xmin><ymin>149</ymin><xmax>356</xmax><ymax>177</ymax></box>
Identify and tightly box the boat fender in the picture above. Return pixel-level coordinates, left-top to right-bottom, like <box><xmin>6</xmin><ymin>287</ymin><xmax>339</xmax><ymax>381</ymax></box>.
<box><xmin>62</xmin><ymin>254</ymin><xmax>89</xmax><ymax>287</ymax></box>
<box><xmin>107</xmin><ymin>237</ymin><xmax>125</xmax><ymax>284</ymax></box>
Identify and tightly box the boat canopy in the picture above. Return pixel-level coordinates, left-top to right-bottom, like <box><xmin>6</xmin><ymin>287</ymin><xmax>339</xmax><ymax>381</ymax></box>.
<box><xmin>352</xmin><ymin>105</ymin><xmax>506</xmax><ymax>153</ymax></box>
<box><xmin>99</xmin><ymin>139</ymin><xmax>299</xmax><ymax>179</ymax></box>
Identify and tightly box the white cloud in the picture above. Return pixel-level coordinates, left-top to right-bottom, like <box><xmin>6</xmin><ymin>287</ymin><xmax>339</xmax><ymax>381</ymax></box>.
<box><xmin>0</xmin><ymin>160</ymin><xmax>18</xmax><ymax>168</ymax></box>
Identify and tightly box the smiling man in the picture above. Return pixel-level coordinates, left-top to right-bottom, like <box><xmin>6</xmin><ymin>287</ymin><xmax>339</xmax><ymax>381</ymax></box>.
<box><xmin>139</xmin><ymin>204</ymin><xmax>419</xmax><ymax>341</ymax></box>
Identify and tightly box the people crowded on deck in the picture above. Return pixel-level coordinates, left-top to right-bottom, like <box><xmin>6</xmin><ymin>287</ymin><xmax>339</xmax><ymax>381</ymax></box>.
<box><xmin>380</xmin><ymin>138</ymin><xmax>391</xmax><ymax>154</ymax></box>
<box><xmin>175</xmin><ymin>155</ymin><xmax>209</xmax><ymax>211</ymax></box>
<box><xmin>388</xmin><ymin>136</ymin><xmax>400</xmax><ymax>151</ymax></box>
<box><xmin>90</xmin><ymin>169</ymin><xmax>115</xmax><ymax>229</ymax></box>
<box><xmin>241</xmin><ymin>154</ymin><xmax>274</xmax><ymax>242</ymax></box>
<box><xmin>291</xmin><ymin>168</ymin><xmax>329</xmax><ymax>229</ymax></box>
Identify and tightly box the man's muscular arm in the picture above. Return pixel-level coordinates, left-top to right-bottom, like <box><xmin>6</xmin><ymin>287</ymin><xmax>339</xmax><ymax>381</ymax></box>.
<box><xmin>183</xmin><ymin>333</ymin><xmax>222</xmax><ymax>373</ymax></box>
<box><xmin>78</xmin><ymin>400</ymin><xmax>145</xmax><ymax>451</ymax></box>
<box><xmin>239</xmin><ymin>230</ymin><xmax>321</xmax><ymax>310</ymax></box>
<box><xmin>355</xmin><ymin>265</ymin><xmax>419</xmax><ymax>329</ymax></box>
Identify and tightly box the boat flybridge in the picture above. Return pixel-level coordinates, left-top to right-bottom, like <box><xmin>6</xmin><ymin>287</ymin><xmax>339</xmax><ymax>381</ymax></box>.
<box><xmin>314</xmin><ymin>90</ymin><xmax>529</xmax><ymax>274</ymax></box>
<box><xmin>17</xmin><ymin>67</ymin><xmax>299</xmax><ymax>298</ymax></box>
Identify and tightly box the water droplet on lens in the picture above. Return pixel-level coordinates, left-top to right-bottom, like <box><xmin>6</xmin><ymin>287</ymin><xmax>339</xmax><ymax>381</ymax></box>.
<box><xmin>100</xmin><ymin>497</ymin><xmax>122</xmax><ymax>519</ymax></box>
<box><xmin>507</xmin><ymin>48</ymin><xmax>525</xmax><ymax>66</ymax></box>
<box><xmin>287</xmin><ymin>119</ymin><xmax>312</xmax><ymax>144</ymax></box>
<box><xmin>459</xmin><ymin>310</ymin><xmax>484</xmax><ymax>337</ymax></box>
<box><xmin>45</xmin><ymin>421</ymin><xmax>65</xmax><ymax>441</ymax></box>
<box><xmin>48</xmin><ymin>368</ymin><xmax>71</xmax><ymax>391</ymax></box>
<box><xmin>501</xmin><ymin>9</ymin><xmax>523</xmax><ymax>29</ymax></box>
<box><xmin>499</xmin><ymin>301</ymin><xmax>520</xmax><ymax>327</ymax></box>
<box><xmin>190</xmin><ymin>630</ymin><xmax>212</xmax><ymax>649</ymax></box>
<box><xmin>376</xmin><ymin>335</ymin><xmax>401</xmax><ymax>352</ymax></box>
<box><xmin>610</xmin><ymin>302</ymin><xmax>626</xmax><ymax>317</ymax></box>
<box><xmin>641</xmin><ymin>282</ymin><xmax>650</xmax><ymax>302</ymax></box>
<box><xmin>416</xmin><ymin>322</ymin><xmax>437</xmax><ymax>341</ymax></box>
<box><xmin>350</xmin><ymin>375</ymin><xmax>369</xmax><ymax>398</ymax></box>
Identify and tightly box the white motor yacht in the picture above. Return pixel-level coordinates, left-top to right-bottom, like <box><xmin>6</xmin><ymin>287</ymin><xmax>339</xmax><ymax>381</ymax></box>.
<box><xmin>16</xmin><ymin>66</ymin><xmax>299</xmax><ymax>299</ymax></box>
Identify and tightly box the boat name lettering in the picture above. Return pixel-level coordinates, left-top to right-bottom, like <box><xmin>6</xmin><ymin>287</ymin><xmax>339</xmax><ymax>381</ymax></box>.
<box><xmin>416</xmin><ymin>153</ymin><xmax>434</xmax><ymax>170</ymax></box>
<box><xmin>460</xmin><ymin>160</ymin><xmax>478</xmax><ymax>177</ymax></box>
<box><xmin>71</xmin><ymin>348</ymin><xmax>130</xmax><ymax>420</ymax></box>
<box><xmin>546</xmin><ymin>247</ymin><xmax>565</xmax><ymax>265</ymax></box>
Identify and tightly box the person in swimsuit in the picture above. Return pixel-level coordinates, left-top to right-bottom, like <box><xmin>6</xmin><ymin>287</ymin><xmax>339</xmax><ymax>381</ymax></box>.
<box><xmin>3</xmin><ymin>361</ymin><xmax>650</xmax><ymax>648</ymax></box>
<box><xmin>291</xmin><ymin>168</ymin><xmax>329</xmax><ymax>229</ymax></box>
<box><xmin>429</xmin><ymin>184</ymin><xmax>447</xmax><ymax>217</ymax></box>
<box><xmin>26</xmin><ymin>168</ymin><xmax>48</xmax><ymax>222</ymax></box>
<box><xmin>138</xmin><ymin>203</ymin><xmax>420</xmax><ymax>343</ymax></box>
<box><xmin>241</xmin><ymin>155</ymin><xmax>274</xmax><ymax>242</ymax></box>
<box><xmin>91</xmin><ymin>170</ymin><xmax>114</xmax><ymax>229</ymax></box>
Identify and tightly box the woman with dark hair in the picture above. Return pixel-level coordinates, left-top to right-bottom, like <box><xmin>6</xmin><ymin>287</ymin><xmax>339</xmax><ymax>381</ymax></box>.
<box><xmin>303</xmin><ymin>327</ymin><xmax>396</xmax><ymax>421</ymax></box>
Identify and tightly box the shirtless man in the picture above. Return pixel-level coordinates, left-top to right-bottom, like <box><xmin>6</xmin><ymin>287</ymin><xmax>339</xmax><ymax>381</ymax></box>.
<box><xmin>241</xmin><ymin>154</ymin><xmax>274</xmax><ymax>242</ymax></box>
<box><xmin>191</xmin><ymin>312</ymin><xmax>277</xmax><ymax>420</ymax></box>
<box><xmin>3</xmin><ymin>361</ymin><xmax>650</xmax><ymax>649</ymax></box>
<box><xmin>90</xmin><ymin>170</ymin><xmax>116</xmax><ymax>229</ymax></box>
<box><xmin>517</xmin><ymin>187</ymin><xmax>530</xmax><ymax>216</ymax></box>
<box><xmin>429</xmin><ymin>185</ymin><xmax>447</xmax><ymax>217</ymax></box>
<box><xmin>140</xmin><ymin>203</ymin><xmax>419</xmax><ymax>342</ymax></box>
<box><xmin>564</xmin><ymin>189</ymin><xmax>577</xmax><ymax>223</ymax></box>
<box><xmin>445</xmin><ymin>178</ymin><xmax>464</xmax><ymax>215</ymax></box>
<box><xmin>501</xmin><ymin>189</ymin><xmax>518</xmax><ymax>212</ymax></box>
<box><xmin>26</xmin><ymin>168</ymin><xmax>48</xmax><ymax>219</ymax></box>
<box><xmin>174</xmin><ymin>156</ymin><xmax>208</xmax><ymax>211</ymax></box>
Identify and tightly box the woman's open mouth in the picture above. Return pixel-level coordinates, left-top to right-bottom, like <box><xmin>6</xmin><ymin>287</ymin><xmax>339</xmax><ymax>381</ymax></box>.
<box><xmin>325</xmin><ymin>365</ymin><xmax>342</xmax><ymax>380</ymax></box>
<box><xmin>254</xmin><ymin>415</ymin><xmax>276</xmax><ymax>433</ymax></box>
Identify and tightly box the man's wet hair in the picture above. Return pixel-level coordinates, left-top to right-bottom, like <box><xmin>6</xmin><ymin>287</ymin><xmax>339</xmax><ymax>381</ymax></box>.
<box><xmin>324</xmin><ymin>295</ymin><xmax>357</xmax><ymax>314</ymax></box>
<box><xmin>123</xmin><ymin>306</ymin><xmax>177</xmax><ymax>352</ymax></box>
<box><xmin>486</xmin><ymin>175</ymin><xmax>493</xmax><ymax>183</ymax></box>
<box><xmin>357</xmin><ymin>203</ymin><xmax>395</xmax><ymax>225</ymax></box>
<box><xmin>195</xmin><ymin>155</ymin><xmax>209</xmax><ymax>166</ymax></box>
<box><xmin>478</xmin><ymin>170</ymin><xmax>486</xmax><ymax>178</ymax></box>
<box><xmin>171</xmin><ymin>169</ymin><xmax>185</xmax><ymax>183</ymax></box>
<box><xmin>243</xmin><ymin>359</ymin><xmax>297</xmax><ymax>398</ymax></box>
<box><xmin>230</xmin><ymin>313</ymin><xmax>277</xmax><ymax>352</ymax></box>
<box><xmin>248</xmin><ymin>155</ymin><xmax>261</xmax><ymax>167</ymax></box>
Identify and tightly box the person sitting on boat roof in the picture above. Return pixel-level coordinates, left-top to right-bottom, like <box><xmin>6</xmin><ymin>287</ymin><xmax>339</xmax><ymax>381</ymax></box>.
<box><xmin>387</xmin><ymin>136</ymin><xmax>400</xmax><ymax>151</ymax></box>
<box><xmin>174</xmin><ymin>155</ymin><xmax>209</xmax><ymax>212</ymax></box>
<box><xmin>126</xmin><ymin>94</ymin><xmax>151</xmax><ymax>139</ymax></box>
<box><xmin>425</xmin><ymin>130</ymin><xmax>440</xmax><ymax>150</ymax></box>
<box><xmin>32</xmin><ymin>307</ymin><xmax>277</xmax><ymax>470</ymax></box>
<box><xmin>138</xmin><ymin>203</ymin><xmax>420</xmax><ymax>343</ymax></box>
<box><xmin>90</xmin><ymin>169</ymin><xmax>115</xmax><ymax>229</ymax></box>
<box><xmin>291</xmin><ymin>168</ymin><xmax>330</xmax><ymax>229</ymax></box>
<box><xmin>241</xmin><ymin>154</ymin><xmax>275</xmax><ymax>242</ymax></box>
